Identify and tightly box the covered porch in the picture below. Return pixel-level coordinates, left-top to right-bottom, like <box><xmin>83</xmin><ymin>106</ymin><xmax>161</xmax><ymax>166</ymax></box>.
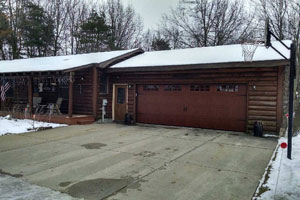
<box><xmin>0</xmin><ymin>67</ymin><xmax>99</xmax><ymax>125</ymax></box>
<box><xmin>0</xmin><ymin>48</ymin><xmax>143</xmax><ymax>125</ymax></box>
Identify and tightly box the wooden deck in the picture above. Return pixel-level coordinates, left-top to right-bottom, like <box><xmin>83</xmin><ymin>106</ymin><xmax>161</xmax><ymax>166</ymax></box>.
<box><xmin>36</xmin><ymin>114</ymin><xmax>95</xmax><ymax>125</ymax></box>
<box><xmin>0</xmin><ymin>111</ymin><xmax>95</xmax><ymax>125</ymax></box>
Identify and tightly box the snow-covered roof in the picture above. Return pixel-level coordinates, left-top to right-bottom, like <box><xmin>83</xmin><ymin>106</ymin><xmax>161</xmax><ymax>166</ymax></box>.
<box><xmin>0</xmin><ymin>49</ymin><xmax>141</xmax><ymax>74</ymax></box>
<box><xmin>111</xmin><ymin>40</ymin><xmax>291</xmax><ymax>69</ymax></box>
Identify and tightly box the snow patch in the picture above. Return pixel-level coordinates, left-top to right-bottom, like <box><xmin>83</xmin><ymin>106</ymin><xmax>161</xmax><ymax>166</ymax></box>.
<box><xmin>254</xmin><ymin>133</ymin><xmax>300</xmax><ymax>199</ymax></box>
<box><xmin>0</xmin><ymin>175</ymin><xmax>79</xmax><ymax>200</ymax></box>
<box><xmin>0</xmin><ymin>116</ymin><xmax>67</xmax><ymax>136</ymax></box>
<box><xmin>263</xmin><ymin>134</ymin><xmax>279</xmax><ymax>138</ymax></box>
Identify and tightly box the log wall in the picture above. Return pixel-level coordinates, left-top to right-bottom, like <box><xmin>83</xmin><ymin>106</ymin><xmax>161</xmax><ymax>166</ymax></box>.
<box><xmin>73</xmin><ymin>68</ymin><xmax>93</xmax><ymax>115</ymax></box>
<box><xmin>105</xmin><ymin>66</ymin><xmax>286</xmax><ymax>134</ymax></box>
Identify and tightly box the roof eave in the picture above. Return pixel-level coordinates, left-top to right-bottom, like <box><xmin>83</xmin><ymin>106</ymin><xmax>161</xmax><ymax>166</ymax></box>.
<box><xmin>99</xmin><ymin>48</ymin><xmax>144</xmax><ymax>69</ymax></box>
<box><xmin>63</xmin><ymin>48</ymin><xmax>144</xmax><ymax>73</ymax></box>
<box><xmin>107</xmin><ymin>59</ymin><xmax>290</xmax><ymax>73</ymax></box>
<box><xmin>0</xmin><ymin>49</ymin><xmax>144</xmax><ymax>75</ymax></box>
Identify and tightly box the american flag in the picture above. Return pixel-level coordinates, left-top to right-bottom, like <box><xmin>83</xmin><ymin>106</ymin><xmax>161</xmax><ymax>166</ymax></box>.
<box><xmin>1</xmin><ymin>82</ymin><xmax>11</xmax><ymax>101</ymax></box>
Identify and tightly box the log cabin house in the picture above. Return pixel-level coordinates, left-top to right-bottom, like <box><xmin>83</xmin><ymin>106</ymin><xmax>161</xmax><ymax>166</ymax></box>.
<box><xmin>0</xmin><ymin>49</ymin><xmax>143</xmax><ymax>124</ymax></box>
<box><xmin>0</xmin><ymin>41</ymin><xmax>291</xmax><ymax>134</ymax></box>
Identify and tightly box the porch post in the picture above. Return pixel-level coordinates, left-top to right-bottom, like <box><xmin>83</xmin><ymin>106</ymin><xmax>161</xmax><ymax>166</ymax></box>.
<box><xmin>68</xmin><ymin>72</ymin><xmax>74</xmax><ymax>118</ymax></box>
<box><xmin>92</xmin><ymin>67</ymin><xmax>99</xmax><ymax>118</ymax></box>
<box><xmin>28</xmin><ymin>76</ymin><xmax>33</xmax><ymax>115</ymax></box>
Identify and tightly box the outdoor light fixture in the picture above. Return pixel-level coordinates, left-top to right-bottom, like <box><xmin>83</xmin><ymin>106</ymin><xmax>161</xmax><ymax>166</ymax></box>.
<box><xmin>265</xmin><ymin>18</ymin><xmax>297</xmax><ymax>160</ymax></box>
<box><xmin>253</xmin><ymin>85</ymin><xmax>256</xmax><ymax>90</ymax></box>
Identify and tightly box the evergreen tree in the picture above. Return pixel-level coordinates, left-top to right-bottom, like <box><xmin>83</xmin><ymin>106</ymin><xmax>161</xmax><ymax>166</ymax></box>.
<box><xmin>75</xmin><ymin>10</ymin><xmax>110</xmax><ymax>53</ymax></box>
<box><xmin>7</xmin><ymin>0</ymin><xmax>23</xmax><ymax>59</ymax></box>
<box><xmin>151</xmin><ymin>38</ymin><xmax>171</xmax><ymax>51</ymax></box>
<box><xmin>0</xmin><ymin>0</ymin><xmax>11</xmax><ymax>60</ymax></box>
<box><xmin>0</xmin><ymin>12</ymin><xmax>11</xmax><ymax>60</ymax></box>
<box><xmin>20</xmin><ymin>1</ymin><xmax>54</xmax><ymax>57</ymax></box>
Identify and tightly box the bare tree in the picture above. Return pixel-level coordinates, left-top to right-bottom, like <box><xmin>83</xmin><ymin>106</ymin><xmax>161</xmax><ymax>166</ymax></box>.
<box><xmin>141</xmin><ymin>29</ymin><xmax>154</xmax><ymax>51</ymax></box>
<box><xmin>65</xmin><ymin>0</ymin><xmax>89</xmax><ymax>54</ymax></box>
<box><xmin>159</xmin><ymin>24</ymin><xmax>182</xmax><ymax>49</ymax></box>
<box><xmin>254</xmin><ymin>0</ymin><xmax>299</xmax><ymax>54</ymax></box>
<box><xmin>256</xmin><ymin>0</ymin><xmax>290</xmax><ymax>40</ymax></box>
<box><xmin>160</xmin><ymin>0</ymin><xmax>254</xmax><ymax>48</ymax></box>
<box><xmin>141</xmin><ymin>29</ymin><xmax>171</xmax><ymax>51</ymax></box>
<box><xmin>7</xmin><ymin>0</ymin><xmax>25</xmax><ymax>59</ymax></box>
<box><xmin>43</xmin><ymin>0</ymin><xmax>70</xmax><ymax>56</ymax></box>
<box><xmin>0</xmin><ymin>0</ymin><xmax>7</xmax><ymax>12</ymax></box>
<box><xmin>100</xmin><ymin>0</ymin><xmax>143</xmax><ymax>50</ymax></box>
<box><xmin>255</xmin><ymin>0</ymin><xmax>300</xmax><ymax>83</ymax></box>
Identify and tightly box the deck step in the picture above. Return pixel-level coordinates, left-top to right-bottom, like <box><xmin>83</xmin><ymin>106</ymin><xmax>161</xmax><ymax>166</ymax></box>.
<box><xmin>76</xmin><ymin>120</ymin><xmax>95</xmax><ymax>125</ymax></box>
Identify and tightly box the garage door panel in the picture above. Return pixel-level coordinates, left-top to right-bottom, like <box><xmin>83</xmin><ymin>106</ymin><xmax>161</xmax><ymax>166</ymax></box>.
<box><xmin>183</xmin><ymin>115</ymin><xmax>246</xmax><ymax>131</ymax></box>
<box><xmin>137</xmin><ymin>84</ymin><xmax>247</xmax><ymax>132</ymax></box>
<box><xmin>138</xmin><ymin>92</ymin><xmax>186</xmax><ymax>115</ymax></box>
<box><xmin>187</xmin><ymin>96</ymin><xmax>246</xmax><ymax>118</ymax></box>
<box><xmin>185</xmin><ymin>97</ymin><xmax>245</xmax><ymax>122</ymax></box>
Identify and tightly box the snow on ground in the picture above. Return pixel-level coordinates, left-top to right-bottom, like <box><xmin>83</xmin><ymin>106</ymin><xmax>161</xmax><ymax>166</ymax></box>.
<box><xmin>0</xmin><ymin>175</ymin><xmax>79</xmax><ymax>200</ymax></box>
<box><xmin>254</xmin><ymin>133</ymin><xmax>300</xmax><ymax>200</ymax></box>
<box><xmin>0</xmin><ymin>116</ymin><xmax>67</xmax><ymax>136</ymax></box>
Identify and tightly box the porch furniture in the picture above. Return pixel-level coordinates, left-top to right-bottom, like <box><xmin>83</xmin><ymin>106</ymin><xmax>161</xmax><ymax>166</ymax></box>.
<box><xmin>12</xmin><ymin>103</ymin><xmax>28</xmax><ymax>118</ymax></box>
<box><xmin>47</xmin><ymin>98</ymin><xmax>63</xmax><ymax>115</ymax></box>
<box><xmin>13</xmin><ymin>99</ymin><xmax>28</xmax><ymax>111</ymax></box>
<box><xmin>33</xmin><ymin>97</ymin><xmax>42</xmax><ymax>113</ymax></box>
<box><xmin>36</xmin><ymin>104</ymin><xmax>47</xmax><ymax>114</ymax></box>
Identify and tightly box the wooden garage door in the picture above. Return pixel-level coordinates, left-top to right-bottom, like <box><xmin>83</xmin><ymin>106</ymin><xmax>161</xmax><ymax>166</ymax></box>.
<box><xmin>137</xmin><ymin>84</ymin><xmax>247</xmax><ymax>132</ymax></box>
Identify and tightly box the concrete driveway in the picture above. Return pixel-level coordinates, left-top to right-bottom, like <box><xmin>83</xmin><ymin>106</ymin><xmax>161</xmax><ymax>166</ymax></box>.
<box><xmin>0</xmin><ymin>124</ymin><xmax>277</xmax><ymax>200</ymax></box>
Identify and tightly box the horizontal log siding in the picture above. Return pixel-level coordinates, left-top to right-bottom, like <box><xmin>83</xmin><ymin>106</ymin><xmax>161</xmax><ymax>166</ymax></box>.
<box><xmin>73</xmin><ymin>68</ymin><xmax>93</xmax><ymax>115</ymax></box>
<box><xmin>247</xmin><ymin>79</ymin><xmax>279</xmax><ymax>132</ymax></box>
<box><xmin>107</xmin><ymin>66</ymin><xmax>285</xmax><ymax>134</ymax></box>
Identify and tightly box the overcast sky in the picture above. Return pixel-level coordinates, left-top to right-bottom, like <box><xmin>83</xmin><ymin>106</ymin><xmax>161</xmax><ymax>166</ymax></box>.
<box><xmin>93</xmin><ymin>0</ymin><xmax>253</xmax><ymax>30</ymax></box>
<box><xmin>121</xmin><ymin>0</ymin><xmax>180</xmax><ymax>30</ymax></box>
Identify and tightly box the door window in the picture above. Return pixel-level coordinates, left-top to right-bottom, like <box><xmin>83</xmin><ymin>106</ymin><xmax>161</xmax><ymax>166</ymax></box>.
<box><xmin>117</xmin><ymin>88</ymin><xmax>125</xmax><ymax>104</ymax></box>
